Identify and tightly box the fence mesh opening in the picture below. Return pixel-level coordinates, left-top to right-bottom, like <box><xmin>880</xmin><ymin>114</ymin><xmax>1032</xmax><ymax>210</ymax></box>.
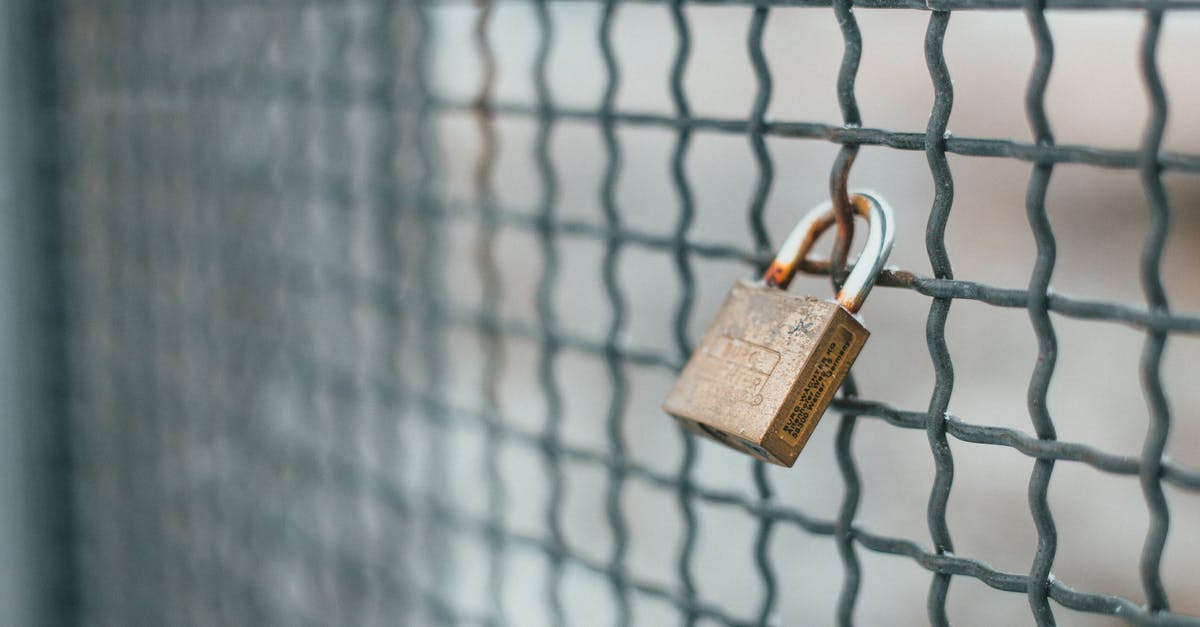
<box><xmin>47</xmin><ymin>0</ymin><xmax>1200</xmax><ymax>625</ymax></box>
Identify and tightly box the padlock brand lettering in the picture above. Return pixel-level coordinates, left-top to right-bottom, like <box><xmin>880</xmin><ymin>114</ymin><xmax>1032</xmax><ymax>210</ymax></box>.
<box><xmin>696</xmin><ymin>335</ymin><xmax>780</xmax><ymax>404</ymax></box>
<box><xmin>778</xmin><ymin>325</ymin><xmax>854</xmax><ymax>446</ymax></box>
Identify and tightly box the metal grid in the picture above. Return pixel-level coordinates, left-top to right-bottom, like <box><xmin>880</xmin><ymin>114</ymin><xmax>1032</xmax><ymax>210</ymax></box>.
<box><xmin>46</xmin><ymin>0</ymin><xmax>1200</xmax><ymax>626</ymax></box>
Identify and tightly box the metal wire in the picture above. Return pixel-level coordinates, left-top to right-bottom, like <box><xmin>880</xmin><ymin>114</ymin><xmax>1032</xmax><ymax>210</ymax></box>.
<box><xmin>922</xmin><ymin>10</ymin><xmax>956</xmax><ymax>625</ymax></box>
<box><xmin>41</xmin><ymin>0</ymin><xmax>1200</xmax><ymax>625</ymax></box>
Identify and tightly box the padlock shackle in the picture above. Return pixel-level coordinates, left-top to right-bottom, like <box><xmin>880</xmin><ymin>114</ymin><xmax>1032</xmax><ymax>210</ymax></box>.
<box><xmin>762</xmin><ymin>191</ymin><xmax>894</xmax><ymax>314</ymax></box>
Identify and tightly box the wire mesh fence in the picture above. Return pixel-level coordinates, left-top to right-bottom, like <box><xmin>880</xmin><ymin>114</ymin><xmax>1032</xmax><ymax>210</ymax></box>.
<box><xmin>43</xmin><ymin>0</ymin><xmax>1200</xmax><ymax>625</ymax></box>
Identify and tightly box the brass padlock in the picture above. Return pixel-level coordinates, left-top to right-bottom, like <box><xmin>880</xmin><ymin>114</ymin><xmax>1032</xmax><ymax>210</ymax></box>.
<box><xmin>662</xmin><ymin>192</ymin><xmax>894</xmax><ymax>467</ymax></box>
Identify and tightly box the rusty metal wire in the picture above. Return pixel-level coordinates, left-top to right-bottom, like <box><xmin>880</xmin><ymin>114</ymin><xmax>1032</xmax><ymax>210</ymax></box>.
<box><xmin>39</xmin><ymin>0</ymin><xmax>1200</xmax><ymax>626</ymax></box>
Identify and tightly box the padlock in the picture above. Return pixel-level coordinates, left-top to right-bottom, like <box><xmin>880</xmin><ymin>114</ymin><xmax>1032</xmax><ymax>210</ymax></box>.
<box><xmin>662</xmin><ymin>192</ymin><xmax>894</xmax><ymax>467</ymax></box>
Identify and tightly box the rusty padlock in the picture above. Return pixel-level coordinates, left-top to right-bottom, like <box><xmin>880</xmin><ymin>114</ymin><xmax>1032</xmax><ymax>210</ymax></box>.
<box><xmin>662</xmin><ymin>192</ymin><xmax>894</xmax><ymax>467</ymax></box>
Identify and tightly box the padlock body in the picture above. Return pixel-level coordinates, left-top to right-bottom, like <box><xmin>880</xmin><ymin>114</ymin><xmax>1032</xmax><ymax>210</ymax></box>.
<box><xmin>662</xmin><ymin>279</ymin><xmax>869</xmax><ymax>467</ymax></box>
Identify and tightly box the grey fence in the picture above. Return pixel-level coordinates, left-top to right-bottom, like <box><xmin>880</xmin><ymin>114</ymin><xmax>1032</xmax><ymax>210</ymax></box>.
<box><xmin>15</xmin><ymin>0</ymin><xmax>1200</xmax><ymax>625</ymax></box>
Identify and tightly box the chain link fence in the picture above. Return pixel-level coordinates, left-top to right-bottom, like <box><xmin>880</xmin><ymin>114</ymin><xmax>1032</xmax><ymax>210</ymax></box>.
<box><xmin>29</xmin><ymin>0</ymin><xmax>1200</xmax><ymax>625</ymax></box>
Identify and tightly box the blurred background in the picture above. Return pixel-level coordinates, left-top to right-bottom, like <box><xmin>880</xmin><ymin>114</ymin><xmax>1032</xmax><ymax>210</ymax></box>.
<box><xmin>1</xmin><ymin>1</ymin><xmax>1198</xmax><ymax>626</ymax></box>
